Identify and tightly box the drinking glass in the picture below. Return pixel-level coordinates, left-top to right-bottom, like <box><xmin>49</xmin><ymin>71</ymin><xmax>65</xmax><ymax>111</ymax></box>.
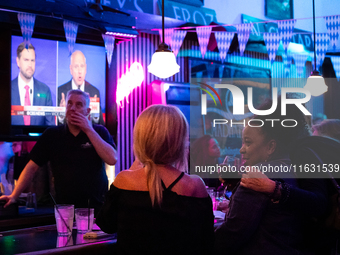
<box><xmin>54</xmin><ymin>204</ymin><xmax>74</xmax><ymax>236</ymax></box>
<box><xmin>75</xmin><ymin>208</ymin><xmax>94</xmax><ymax>234</ymax></box>
<box><xmin>207</xmin><ymin>187</ymin><xmax>217</xmax><ymax>210</ymax></box>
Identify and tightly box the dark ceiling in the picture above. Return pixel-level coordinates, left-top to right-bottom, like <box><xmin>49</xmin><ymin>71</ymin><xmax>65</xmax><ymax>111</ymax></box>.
<box><xmin>0</xmin><ymin>0</ymin><xmax>137</xmax><ymax>45</ymax></box>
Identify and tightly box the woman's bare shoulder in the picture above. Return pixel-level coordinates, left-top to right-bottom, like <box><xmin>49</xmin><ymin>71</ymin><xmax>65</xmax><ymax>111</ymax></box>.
<box><xmin>181</xmin><ymin>174</ymin><xmax>208</xmax><ymax>198</ymax></box>
<box><xmin>112</xmin><ymin>170</ymin><xmax>132</xmax><ymax>189</ymax></box>
<box><xmin>113</xmin><ymin>168</ymin><xmax>147</xmax><ymax>191</ymax></box>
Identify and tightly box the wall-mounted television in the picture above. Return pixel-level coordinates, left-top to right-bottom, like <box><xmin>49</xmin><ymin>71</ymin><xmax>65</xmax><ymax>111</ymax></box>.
<box><xmin>8</xmin><ymin>35</ymin><xmax>106</xmax><ymax>138</ymax></box>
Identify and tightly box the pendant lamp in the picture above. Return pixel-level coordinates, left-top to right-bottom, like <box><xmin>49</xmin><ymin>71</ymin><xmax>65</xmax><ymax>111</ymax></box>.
<box><xmin>148</xmin><ymin>0</ymin><xmax>180</xmax><ymax>79</ymax></box>
<box><xmin>304</xmin><ymin>0</ymin><xmax>328</xmax><ymax>96</ymax></box>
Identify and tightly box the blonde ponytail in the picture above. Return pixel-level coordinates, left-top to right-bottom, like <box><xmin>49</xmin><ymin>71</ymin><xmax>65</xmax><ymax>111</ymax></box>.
<box><xmin>133</xmin><ymin>105</ymin><xmax>189</xmax><ymax>207</ymax></box>
<box><xmin>144</xmin><ymin>159</ymin><xmax>162</xmax><ymax>207</ymax></box>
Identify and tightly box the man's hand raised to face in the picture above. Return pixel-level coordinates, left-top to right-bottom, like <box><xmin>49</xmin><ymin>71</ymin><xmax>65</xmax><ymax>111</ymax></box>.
<box><xmin>68</xmin><ymin>111</ymin><xmax>92</xmax><ymax>133</ymax></box>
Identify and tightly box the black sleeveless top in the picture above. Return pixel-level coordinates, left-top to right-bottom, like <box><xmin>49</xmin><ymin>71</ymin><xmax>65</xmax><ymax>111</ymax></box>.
<box><xmin>96</xmin><ymin>172</ymin><xmax>214</xmax><ymax>255</ymax></box>
<box><xmin>161</xmin><ymin>171</ymin><xmax>185</xmax><ymax>191</ymax></box>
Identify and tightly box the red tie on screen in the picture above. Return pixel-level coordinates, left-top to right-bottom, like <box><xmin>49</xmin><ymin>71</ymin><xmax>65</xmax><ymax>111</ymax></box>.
<box><xmin>24</xmin><ymin>85</ymin><xmax>31</xmax><ymax>125</ymax></box>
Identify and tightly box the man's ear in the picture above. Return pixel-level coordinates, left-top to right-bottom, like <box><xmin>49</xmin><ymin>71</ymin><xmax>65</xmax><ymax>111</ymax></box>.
<box><xmin>267</xmin><ymin>139</ymin><xmax>277</xmax><ymax>156</ymax></box>
<box><xmin>16</xmin><ymin>57</ymin><xmax>20</xmax><ymax>68</ymax></box>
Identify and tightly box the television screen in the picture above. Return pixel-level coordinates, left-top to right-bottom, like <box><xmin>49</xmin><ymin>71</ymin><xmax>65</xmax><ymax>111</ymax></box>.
<box><xmin>11</xmin><ymin>35</ymin><xmax>106</xmax><ymax>128</ymax></box>
<box><xmin>164</xmin><ymin>84</ymin><xmax>203</xmax><ymax>140</ymax></box>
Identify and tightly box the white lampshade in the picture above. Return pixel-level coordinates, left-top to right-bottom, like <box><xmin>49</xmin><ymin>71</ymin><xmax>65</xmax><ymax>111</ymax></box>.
<box><xmin>304</xmin><ymin>71</ymin><xmax>328</xmax><ymax>97</ymax></box>
<box><xmin>148</xmin><ymin>51</ymin><xmax>180</xmax><ymax>79</ymax></box>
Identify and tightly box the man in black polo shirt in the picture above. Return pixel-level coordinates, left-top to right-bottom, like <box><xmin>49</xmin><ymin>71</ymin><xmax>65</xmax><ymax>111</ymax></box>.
<box><xmin>0</xmin><ymin>90</ymin><xmax>117</xmax><ymax>213</ymax></box>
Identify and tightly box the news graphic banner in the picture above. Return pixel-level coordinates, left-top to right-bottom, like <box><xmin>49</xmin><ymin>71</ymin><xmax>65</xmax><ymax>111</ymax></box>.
<box><xmin>11</xmin><ymin>105</ymin><xmax>65</xmax><ymax>117</ymax></box>
<box><xmin>189</xmin><ymin>77</ymin><xmax>340</xmax><ymax>179</ymax></box>
<box><xmin>12</xmin><ymin>97</ymin><xmax>100</xmax><ymax>116</ymax></box>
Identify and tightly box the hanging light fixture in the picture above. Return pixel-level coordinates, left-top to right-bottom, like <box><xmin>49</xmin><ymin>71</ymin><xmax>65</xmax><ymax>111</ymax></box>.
<box><xmin>148</xmin><ymin>0</ymin><xmax>180</xmax><ymax>79</ymax></box>
<box><xmin>304</xmin><ymin>0</ymin><xmax>328</xmax><ymax>96</ymax></box>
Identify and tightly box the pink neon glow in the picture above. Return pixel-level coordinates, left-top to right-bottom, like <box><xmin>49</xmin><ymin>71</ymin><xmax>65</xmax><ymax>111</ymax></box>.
<box><xmin>116</xmin><ymin>62</ymin><xmax>144</xmax><ymax>107</ymax></box>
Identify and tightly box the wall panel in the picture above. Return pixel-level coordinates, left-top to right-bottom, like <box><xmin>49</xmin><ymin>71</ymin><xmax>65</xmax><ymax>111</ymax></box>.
<box><xmin>115</xmin><ymin>33</ymin><xmax>187</xmax><ymax>172</ymax></box>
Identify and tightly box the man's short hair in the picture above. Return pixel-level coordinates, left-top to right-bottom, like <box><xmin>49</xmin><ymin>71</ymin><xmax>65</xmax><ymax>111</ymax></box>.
<box><xmin>17</xmin><ymin>42</ymin><xmax>35</xmax><ymax>58</ymax></box>
<box><xmin>66</xmin><ymin>90</ymin><xmax>90</xmax><ymax>108</ymax></box>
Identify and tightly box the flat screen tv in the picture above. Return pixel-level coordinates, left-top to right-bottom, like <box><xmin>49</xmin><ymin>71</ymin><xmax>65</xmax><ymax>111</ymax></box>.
<box><xmin>10</xmin><ymin>35</ymin><xmax>106</xmax><ymax>137</ymax></box>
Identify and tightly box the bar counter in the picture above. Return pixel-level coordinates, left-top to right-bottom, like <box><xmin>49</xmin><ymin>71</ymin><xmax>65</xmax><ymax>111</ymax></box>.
<box><xmin>0</xmin><ymin>220</ymin><xmax>223</xmax><ymax>255</ymax></box>
<box><xmin>0</xmin><ymin>206</ymin><xmax>55</xmax><ymax>232</ymax></box>
<box><xmin>0</xmin><ymin>207</ymin><xmax>224</xmax><ymax>254</ymax></box>
<box><xmin>0</xmin><ymin>224</ymin><xmax>117</xmax><ymax>255</ymax></box>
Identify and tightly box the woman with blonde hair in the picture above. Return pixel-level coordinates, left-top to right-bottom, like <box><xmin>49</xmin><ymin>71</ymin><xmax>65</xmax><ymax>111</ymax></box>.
<box><xmin>96</xmin><ymin>104</ymin><xmax>214</xmax><ymax>255</ymax></box>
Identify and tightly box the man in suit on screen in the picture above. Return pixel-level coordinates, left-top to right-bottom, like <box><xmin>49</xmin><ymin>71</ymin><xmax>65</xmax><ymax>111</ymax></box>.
<box><xmin>58</xmin><ymin>50</ymin><xmax>104</xmax><ymax>125</ymax></box>
<box><xmin>11</xmin><ymin>42</ymin><xmax>55</xmax><ymax>126</ymax></box>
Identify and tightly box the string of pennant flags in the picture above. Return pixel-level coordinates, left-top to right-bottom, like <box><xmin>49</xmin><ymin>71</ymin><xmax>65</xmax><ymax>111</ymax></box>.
<box><xmin>16</xmin><ymin>11</ymin><xmax>340</xmax><ymax>80</ymax></box>
<box><xmin>159</xmin><ymin>15</ymin><xmax>340</xmax><ymax>80</ymax></box>
<box><xmin>17</xmin><ymin>12</ymin><xmax>116</xmax><ymax>68</ymax></box>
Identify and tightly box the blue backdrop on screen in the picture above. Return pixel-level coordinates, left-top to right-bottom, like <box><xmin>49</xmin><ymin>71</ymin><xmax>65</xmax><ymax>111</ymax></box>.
<box><xmin>11</xmin><ymin>36</ymin><xmax>57</xmax><ymax>106</ymax></box>
<box><xmin>57</xmin><ymin>41</ymin><xmax>106</xmax><ymax>113</ymax></box>
<box><xmin>11</xmin><ymin>36</ymin><xmax>106</xmax><ymax>113</ymax></box>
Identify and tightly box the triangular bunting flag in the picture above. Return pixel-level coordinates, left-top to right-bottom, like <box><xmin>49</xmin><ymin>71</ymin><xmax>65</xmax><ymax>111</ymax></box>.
<box><xmin>292</xmin><ymin>54</ymin><xmax>309</xmax><ymax>77</ymax></box>
<box><xmin>330</xmin><ymin>56</ymin><xmax>340</xmax><ymax>81</ymax></box>
<box><xmin>236</xmin><ymin>23</ymin><xmax>253</xmax><ymax>56</ymax></box>
<box><xmin>263</xmin><ymin>32</ymin><xmax>281</xmax><ymax>64</ymax></box>
<box><xmin>277</xmin><ymin>19</ymin><xmax>296</xmax><ymax>53</ymax></box>
<box><xmin>215</xmin><ymin>32</ymin><xmax>235</xmax><ymax>63</ymax></box>
<box><xmin>17</xmin><ymin>12</ymin><xmax>36</xmax><ymax>49</ymax></box>
<box><xmin>63</xmin><ymin>20</ymin><xmax>78</xmax><ymax>56</ymax></box>
<box><xmin>312</xmin><ymin>33</ymin><xmax>330</xmax><ymax>70</ymax></box>
<box><xmin>196</xmin><ymin>26</ymin><xmax>212</xmax><ymax>59</ymax></box>
<box><xmin>171</xmin><ymin>30</ymin><xmax>187</xmax><ymax>57</ymax></box>
<box><xmin>158</xmin><ymin>28</ymin><xmax>174</xmax><ymax>46</ymax></box>
<box><xmin>102</xmin><ymin>34</ymin><xmax>115</xmax><ymax>68</ymax></box>
<box><xmin>324</xmin><ymin>15</ymin><xmax>340</xmax><ymax>51</ymax></box>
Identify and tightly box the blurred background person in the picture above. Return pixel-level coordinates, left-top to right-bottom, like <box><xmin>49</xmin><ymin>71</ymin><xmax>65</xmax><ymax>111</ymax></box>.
<box><xmin>0</xmin><ymin>142</ymin><xmax>14</xmax><ymax>195</ymax></box>
<box><xmin>12</xmin><ymin>42</ymin><xmax>54</xmax><ymax>126</ymax></box>
<box><xmin>5</xmin><ymin>142</ymin><xmax>22</xmax><ymax>191</ymax></box>
<box><xmin>190</xmin><ymin>134</ymin><xmax>222</xmax><ymax>188</ymax></box>
<box><xmin>312</xmin><ymin>119</ymin><xmax>340</xmax><ymax>143</ymax></box>
<box><xmin>97</xmin><ymin>105</ymin><xmax>214</xmax><ymax>255</ymax></box>
<box><xmin>312</xmin><ymin>113</ymin><xmax>327</xmax><ymax>125</ymax></box>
